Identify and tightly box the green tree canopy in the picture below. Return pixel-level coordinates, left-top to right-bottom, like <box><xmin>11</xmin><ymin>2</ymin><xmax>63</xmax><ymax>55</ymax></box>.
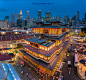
<box><xmin>17</xmin><ymin>43</ymin><xmax>23</xmax><ymax>48</ymax></box>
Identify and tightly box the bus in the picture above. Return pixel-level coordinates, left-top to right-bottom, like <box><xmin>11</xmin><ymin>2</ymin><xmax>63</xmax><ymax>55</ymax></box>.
<box><xmin>74</xmin><ymin>54</ymin><xmax>79</xmax><ymax>67</ymax></box>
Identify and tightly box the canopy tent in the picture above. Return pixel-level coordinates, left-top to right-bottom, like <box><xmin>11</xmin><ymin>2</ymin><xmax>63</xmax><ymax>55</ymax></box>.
<box><xmin>0</xmin><ymin>62</ymin><xmax>6</xmax><ymax>80</ymax></box>
<box><xmin>2</xmin><ymin>63</ymin><xmax>21</xmax><ymax>80</ymax></box>
<box><xmin>7</xmin><ymin>48</ymin><xmax>12</xmax><ymax>50</ymax></box>
<box><xmin>8</xmin><ymin>53</ymin><xmax>15</xmax><ymax>56</ymax></box>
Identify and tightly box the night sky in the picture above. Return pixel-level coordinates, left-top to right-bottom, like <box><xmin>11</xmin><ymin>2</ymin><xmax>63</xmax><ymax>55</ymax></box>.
<box><xmin>0</xmin><ymin>0</ymin><xmax>86</xmax><ymax>21</ymax></box>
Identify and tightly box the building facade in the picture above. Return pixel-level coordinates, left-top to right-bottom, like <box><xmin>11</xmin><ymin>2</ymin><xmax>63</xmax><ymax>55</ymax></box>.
<box><xmin>0</xmin><ymin>21</ymin><xmax>8</xmax><ymax>28</ymax></box>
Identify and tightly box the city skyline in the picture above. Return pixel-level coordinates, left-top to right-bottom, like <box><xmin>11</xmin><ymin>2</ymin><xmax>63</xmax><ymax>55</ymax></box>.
<box><xmin>0</xmin><ymin>0</ymin><xmax>86</xmax><ymax>21</ymax></box>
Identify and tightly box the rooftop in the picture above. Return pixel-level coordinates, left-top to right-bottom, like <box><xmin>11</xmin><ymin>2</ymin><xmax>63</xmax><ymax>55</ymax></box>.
<box><xmin>32</xmin><ymin>26</ymin><xmax>68</xmax><ymax>28</ymax></box>
<box><xmin>25</xmin><ymin>37</ymin><xmax>47</xmax><ymax>44</ymax></box>
<box><xmin>21</xmin><ymin>43</ymin><xmax>63</xmax><ymax>57</ymax></box>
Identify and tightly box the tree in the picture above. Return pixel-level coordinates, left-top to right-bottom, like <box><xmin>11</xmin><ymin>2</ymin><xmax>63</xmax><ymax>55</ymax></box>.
<box><xmin>17</xmin><ymin>43</ymin><xmax>23</xmax><ymax>48</ymax></box>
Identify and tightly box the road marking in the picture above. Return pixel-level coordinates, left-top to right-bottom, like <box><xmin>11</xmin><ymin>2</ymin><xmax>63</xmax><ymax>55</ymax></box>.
<box><xmin>25</xmin><ymin>65</ymin><xmax>42</xmax><ymax>79</ymax></box>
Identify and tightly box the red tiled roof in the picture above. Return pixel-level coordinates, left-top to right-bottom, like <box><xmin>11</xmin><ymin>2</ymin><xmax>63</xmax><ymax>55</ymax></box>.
<box><xmin>11</xmin><ymin>36</ymin><xmax>16</xmax><ymax>40</ymax></box>
<box><xmin>0</xmin><ymin>34</ymin><xmax>33</xmax><ymax>41</ymax></box>
<box><xmin>7</xmin><ymin>36</ymin><xmax>11</xmax><ymax>41</ymax></box>
<box><xmin>2</xmin><ymin>36</ymin><xmax>7</xmax><ymax>41</ymax></box>
<box><xmin>15</xmin><ymin>35</ymin><xmax>20</xmax><ymax>40</ymax></box>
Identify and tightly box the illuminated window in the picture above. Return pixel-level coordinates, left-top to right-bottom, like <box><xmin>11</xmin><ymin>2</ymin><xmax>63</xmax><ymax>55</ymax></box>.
<box><xmin>42</xmin><ymin>47</ymin><xmax>44</xmax><ymax>50</ymax></box>
<box><xmin>40</xmin><ymin>46</ymin><xmax>41</xmax><ymax>49</ymax></box>
<box><xmin>45</xmin><ymin>48</ymin><xmax>47</xmax><ymax>51</ymax></box>
<box><xmin>52</xmin><ymin>30</ymin><xmax>54</xmax><ymax>34</ymax></box>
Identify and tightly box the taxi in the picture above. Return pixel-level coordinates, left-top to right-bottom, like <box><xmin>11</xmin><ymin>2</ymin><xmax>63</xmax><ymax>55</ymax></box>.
<box><xmin>67</xmin><ymin>53</ymin><xmax>70</xmax><ymax>57</ymax></box>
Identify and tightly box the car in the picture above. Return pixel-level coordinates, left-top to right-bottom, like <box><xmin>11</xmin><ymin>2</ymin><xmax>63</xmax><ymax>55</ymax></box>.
<box><xmin>63</xmin><ymin>58</ymin><xmax>67</xmax><ymax>62</ymax></box>
<box><xmin>79</xmin><ymin>59</ymin><xmax>85</xmax><ymax>64</ymax></box>
<box><xmin>58</xmin><ymin>75</ymin><xmax>63</xmax><ymax>80</ymax></box>
<box><xmin>68</xmin><ymin>61</ymin><xmax>71</xmax><ymax>69</ymax></box>
<box><xmin>79</xmin><ymin>50</ymin><xmax>83</xmax><ymax>53</ymax></box>
<box><xmin>67</xmin><ymin>53</ymin><xmax>70</xmax><ymax>57</ymax></box>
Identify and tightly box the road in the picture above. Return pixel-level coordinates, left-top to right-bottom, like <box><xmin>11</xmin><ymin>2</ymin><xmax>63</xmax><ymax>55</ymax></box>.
<box><xmin>61</xmin><ymin>37</ymin><xmax>81</xmax><ymax>80</ymax></box>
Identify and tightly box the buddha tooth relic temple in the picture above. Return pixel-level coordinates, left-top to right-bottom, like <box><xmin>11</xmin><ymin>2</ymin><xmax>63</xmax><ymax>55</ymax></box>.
<box><xmin>20</xmin><ymin>20</ymin><xmax>70</xmax><ymax>76</ymax></box>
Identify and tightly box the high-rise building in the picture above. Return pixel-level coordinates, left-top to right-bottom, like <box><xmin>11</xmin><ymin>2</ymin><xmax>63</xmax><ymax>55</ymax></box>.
<box><xmin>33</xmin><ymin>17</ymin><xmax>37</xmax><ymax>21</ymax></box>
<box><xmin>64</xmin><ymin>15</ymin><xmax>69</xmax><ymax>23</ymax></box>
<box><xmin>0</xmin><ymin>21</ymin><xmax>8</xmax><ymax>28</ymax></box>
<box><xmin>27</xmin><ymin>11</ymin><xmax>30</xmax><ymax>19</ymax></box>
<box><xmin>72</xmin><ymin>15</ymin><xmax>76</xmax><ymax>27</ymax></box>
<box><xmin>60</xmin><ymin>17</ymin><xmax>64</xmax><ymax>23</ymax></box>
<box><xmin>57</xmin><ymin>15</ymin><xmax>60</xmax><ymax>21</ymax></box>
<box><xmin>69</xmin><ymin>19</ymin><xmax>72</xmax><ymax>27</ymax></box>
<box><xmin>20</xmin><ymin>10</ymin><xmax>22</xmax><ymax>15</ymax></box>
<box><xmin>11</xmin><ymin>13</ymin><xmax>15</xmax><ymax>23</ymax></box>
<box><xmin>45</xmin><ymin>11</ymin><xmax>52</xmax><ymax>22</ymax></box>
<box><xmin>5</xmin><ymin>16</ymin><xmax>9</xmax><ymax>22</ymax></box>
<box><xmin>17</xmin><ymin>19</ymin><xmax>22</xmax><ymax>28</ymax></box>
<box><xmin>20</xmin><ymin>10</ymin><xmax>23</xmax><ymax>20</ymax></box>
<box><xmin>85</xmin><ymin>13</ymin><xmax>86</xmax><ymax>19</ymax></box>
<box><xmin>17</xmin><ymin>14</ymin><xmax>20</xmax><ymax>20</ymax></box>
<box><xmin>77</xmin><ymin>11</ymin><xmax>79</xmax><ymax>24</ymax></box>
<box><xmin>38</xmin><ymin>10</ymin><xmax>41</xmax><ymax>21</ymax></box>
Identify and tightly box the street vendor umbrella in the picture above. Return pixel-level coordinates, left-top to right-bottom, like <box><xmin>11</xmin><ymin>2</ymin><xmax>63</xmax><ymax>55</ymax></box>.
<box><xmin>21</xmin><ymin>61</ymin><xmax>24</xmax><ymax>64</ymax></box>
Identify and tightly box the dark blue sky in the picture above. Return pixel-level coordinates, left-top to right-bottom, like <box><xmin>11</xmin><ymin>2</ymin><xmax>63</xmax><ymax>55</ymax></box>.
<box><xmin>0</xmin><ymin>0</ymin><xmax>86</xmax><ymax>21</ymax></box>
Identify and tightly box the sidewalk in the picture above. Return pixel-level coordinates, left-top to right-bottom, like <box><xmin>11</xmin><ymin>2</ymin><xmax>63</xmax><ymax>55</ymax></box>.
<box><xmin>78</xmin><ymin>62</ymin><xmax>86</xmax><ymax>79</ymax></box>
<box><xmin>12</xmin><ymin>54</ymin><xmax>39</xmax><ymax>80</ymax></box>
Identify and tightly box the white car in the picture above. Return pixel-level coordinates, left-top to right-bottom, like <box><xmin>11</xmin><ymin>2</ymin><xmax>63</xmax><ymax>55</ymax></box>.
<box><xmin>58</xmin><ymin>76</ymin><xmax>63</xmax><ymax>80</ymax></box>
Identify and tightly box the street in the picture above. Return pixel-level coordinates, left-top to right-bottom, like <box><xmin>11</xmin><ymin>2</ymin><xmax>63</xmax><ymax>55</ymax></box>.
<box><xmin>61</xmin><ymin>37</ymin><xmax>81</xmax><ymax>80</ymax></box>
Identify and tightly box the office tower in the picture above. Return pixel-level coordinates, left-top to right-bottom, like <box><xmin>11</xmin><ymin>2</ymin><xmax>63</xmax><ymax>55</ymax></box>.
<box><xmin>85</xmin><ymin>13</ymin><xmax>86</xmax><ymax>19</ymax></box>
<box><xmin>41</xmin><ymin>17</ymin><xmax>45</xmax><ymax>21</ymax></box>
<box><xmin>72</xmin><ymin>15</ymin><xmax>76</xmax><ymax>27</ymax></box>
<box><xmin>27</xmin><ymin>11</ymin><xmax>30</xmax><ymax>19</ymax></box>
<box><xmin>45</xmin><ymin>11</ymin><xmax>52</xmax><ymax>22</ymax></box>
<box><xmin>24</xmin><ymin>19</ymin><xmax>27</xmax><ymax>26</ymax></box>
<box><xmin>17</xmin><ymin>14</ymin><xmax>20</xmax><ymax>20</ymax></box>
<box><xmin>17</xmin><ymin>19</ymin><xmax>22</xmax><ymax>28</ymax></box>
<box><xmin>20</xmin><ymin>10</ymin><xmax>22</xmax><ymax>15</ymax></box>
<box><xmin>20</xmin><ymin>10</ymin><xmax>23</xmax><ymax>19</ymax></box>
<box><xmin>33</xmin><ymin>17</ymin><xmax>37</xmax><ymax>21</ymax></box>
<box><xmin>57</xmin><ymin>15</ymin><xmax>60</xmax><ymax>21</ymax></box>
<box><xmin>38</xmin><ymin>10</ymin><xmax>41</xmax><ymax>21</ymax></box>
<box><xmin>5</xmin><ymin>16</ymin><xmax>9</xmax><ymax>22</ymax></box>
<box><xmin>0</xmin><ymin>21</ymin><xmax>7</xmax><ymax>28</ymax></box>
<box><xmin>22</xmin><ymin>20</ymin><xmax>25</xmax><ymax>26</ymax></box>
<box><xmin>82</xmin><ymin>18</ymin><xmax>85</xmax><ymax>24</ymax></box>
<box><xmin>77</xmin><ymin>11</ymin><xmax>79</xmax><ymax>24</ymax></box>
<box><xmin>64</xmin><ymin>15</ymin><xmax>69</xmax><ymax>23</ymax></box>
<box><xmin>11</xmin><ymin>13</ymin><xmax>15</xmax><ymax>23</ymax></box>
<box><xmin>69</xmin><ymin>19</ymin><xmax>72</xmax><ymax>27</ymax></box>
<box><xmin>60</xmin><ymin>17</ymin><xmax>64</xmax><ymax>23</ymax></box>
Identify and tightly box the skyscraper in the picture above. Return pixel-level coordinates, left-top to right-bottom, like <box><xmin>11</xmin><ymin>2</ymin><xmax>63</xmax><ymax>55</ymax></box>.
<box><xmin>20</xmin><ymin>10</ymin><xmax>22</xmax><ymax>15</ymax></box>
<box><xmin>38</xmin><ymin>10</ymin><xmax>41</xmax><ymax>21</ymax></box>
<box><xmin>11</xmin><ymin>13</ymin><xmax>15</xmax><ymax>23</ymax></box>
<box><xmin>27</xmin><ymin>11</ymin><xmax>30</xmax><ymax>19</ymax></box>
<box><xmin>17</xmin><ymin>14</ymin><xmax>20</xmax><ymax>20</ymax></box>
<box><xmin>20</xmin><ymin>10</ymin><xmax>23</xmax><ymax>19</ymax></box>
<box><xmin>77</xmin><ymin>11</ymin><xmax>79</xmax><ymax>24</ymax></box>
<box><xmin>85</xmin><ymin>13</ymin><xmax>86</xmax><ymax>19</ymax></box>
<box><xmin>57</xmin><ymin>15</ymin><xmax>60</xmax><ymax>21</ymax></box>
<box><xmin>64</xmin><ymin>15</ymin><xmax>69</xmax><ymax>23</ymax></box>
<box><xmin>45</xmin><ymin>11</ymin><xmax>52</xmax><ymax>22</ymax></box>
<box><xmin>5</xmin><ymin>16</ymin><xmax>9</xmax><ymax>22</ymax></box>
<box><xmin>72</xmin><ymin>15</ymin><xmax>76</xmax><ymax>27</ymax></box>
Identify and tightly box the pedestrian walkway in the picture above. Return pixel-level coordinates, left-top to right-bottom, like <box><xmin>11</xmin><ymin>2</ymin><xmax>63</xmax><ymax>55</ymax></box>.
<box><xmin>78</xmin><ymin>62</ymin><xmax>86</xmax><ymax>79</ymax></box>
<box><xmin>12</xmin><ymin>54</ymin><xmax>39</xmax><ymax>80</ymax></box>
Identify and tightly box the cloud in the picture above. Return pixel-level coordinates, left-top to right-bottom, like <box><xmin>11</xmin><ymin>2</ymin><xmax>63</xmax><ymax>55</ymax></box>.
<box><xmin>0</xmin><ymin>8</ymin><xmax>7</xmax><ymax>12</ymax></box>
